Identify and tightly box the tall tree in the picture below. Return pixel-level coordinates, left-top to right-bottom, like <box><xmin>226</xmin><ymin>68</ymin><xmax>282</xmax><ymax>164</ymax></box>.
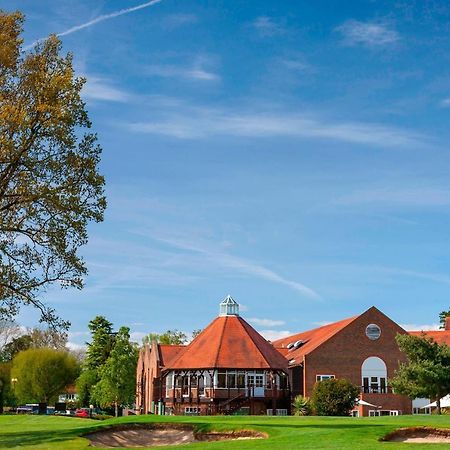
<box><xmin>0</xmin><ymin>11</ymin><xmax>106</xmax><ymax>329</ymax></box>
<box><xmin>391</xmin><ymin>334</ymin><xmax>450</xmax><ymax>415</ymax></box>
<box><xmin>91</xmin><ymin>327</ymin><xmax>138</xmax><ymax>416</ymax></box>
<box><xmin>76</xmin><ymin>316</ymin><xmax>114</xmax><ymax>406</ymax></box>
<box><xmin>11</xmin><ymin>348</ymin><xmax>79</xmax><ymax>403</ymax></box>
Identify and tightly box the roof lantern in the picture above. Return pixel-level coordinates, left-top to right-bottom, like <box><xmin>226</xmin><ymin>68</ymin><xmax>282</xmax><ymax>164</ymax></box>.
<box><xmin>219</xmin><ymin>294</ymin><xmax>239</xmax><ymax>316</ymax></box>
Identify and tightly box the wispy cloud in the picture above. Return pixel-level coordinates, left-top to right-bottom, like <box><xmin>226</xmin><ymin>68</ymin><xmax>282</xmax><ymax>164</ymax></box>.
<box><xmin>335</xmin><ymin>187</ymin><xmax>450</xmax><ymax>207</ymax></box>
<box><xmin>248</xmin><ymin>318</ymin><xmax>286</xmax><ymax>327</ymax></box>
<box><xmin>441</xmin><ymin>98</ymin><xmax>450</xmax><ymax>107</ymax></box>
<box><xmin>146</xmin><ymin>64</ymin><xmax>219</xmax><ymax>82</ymax></box>
<box><xmin>336</xmin><ymin>20</ymin><xmax>399</xmax><ymax>47</ymax></box>
<box><xmin>252</xmin><ymin>16</ymin><xmax>284</xmax><ymax>37</ymax></box>
<box><xmin>147</xmin><ymin>234</ymin><xmax>321</xmax><ymax>300</ymax></box>
<box><xmin>127</xmin><ymin>103</ymin><xmax>425</xmax><ymax>147</ymax></box>
<box><xmin>259</xmin><ymin>329</ymin><xmax>292</xmax><ymax>341</ymax></box>
<box><xmin>82</xmin><ymin>76</ymin><xmax>131</xmax><ymax>102</ymax></box>
<box><xmin>24</xmin><ymin>0</ymin><xmax>163</xmax><ymax>50</ymax></box>
<box><xmin>163</xmin><ymin>13</ymin><xmax>198</xmax><ymax>29</ymax></box>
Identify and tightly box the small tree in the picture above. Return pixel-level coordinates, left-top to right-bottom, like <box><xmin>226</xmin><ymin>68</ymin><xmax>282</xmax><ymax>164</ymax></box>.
<box><xmin>91</xmin><ymin>327</ymin><xmax>138</xmax><ymax>416</ymax></box>
<box><xmin>11</xmin><ymin>348</ymin><xmax>79</xmax><ymax>403</ymax></box>
<box><xmin>311</xmin><ymin>378</ymin><xmax>359</xmax><ymax>416</ymax></box>
<box><xmin>292</xmin><ymin>395</ymin><xmax>311</xmax><ymax>416</ymax></box>
<box><xmin>391</xmin><ymin>333</ymin><xmax>450</xmax><ymax>415</ymax></box>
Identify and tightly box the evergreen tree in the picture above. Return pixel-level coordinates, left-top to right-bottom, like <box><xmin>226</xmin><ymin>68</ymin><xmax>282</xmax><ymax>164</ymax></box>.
<box><xmin>76</xmin><ymin>316</ymin><xmax>114</xmax><ymax>406</ymax></box>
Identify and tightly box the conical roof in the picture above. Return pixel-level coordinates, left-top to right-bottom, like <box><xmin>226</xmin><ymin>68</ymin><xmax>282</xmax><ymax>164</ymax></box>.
<box><xmin>167</xmin><ymin>315</ymin><xmax>288</xmax><ymax>370</ymax></box>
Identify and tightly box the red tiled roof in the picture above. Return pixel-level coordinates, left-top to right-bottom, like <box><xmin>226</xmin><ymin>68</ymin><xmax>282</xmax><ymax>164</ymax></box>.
<box><xmin>273</xmin><ymin>315</ymin><xmax>358</xmax><ymax>363</ymax></box>
<box><xmin>166</xmin><ymin>315</ymin><xmax>288</xmax><ymax>370</ymax></box>
<box><xmin>159</xmin><ymin>344</ymin><xmax>185</xmax><ymax>367</ymax></box>
<box><xmin>409</xmin><ymin>330</ymin><xmax>450</xmax><ymax>346</ymax></box>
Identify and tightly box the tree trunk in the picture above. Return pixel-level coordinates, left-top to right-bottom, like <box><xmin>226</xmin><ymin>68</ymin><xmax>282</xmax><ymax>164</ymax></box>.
<box><xmin>115</xmin><ymin>399</ymin><xmax>118</xmax><ymax>417</ymax></box>
<box><xmin>437</xmin><ymin>397</ymin><xmax>441</xmax><ymax>415</ymax></box>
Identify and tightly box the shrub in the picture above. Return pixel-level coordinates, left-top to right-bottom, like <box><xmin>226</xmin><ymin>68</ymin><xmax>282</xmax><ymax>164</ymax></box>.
<box><xmin>311</xmin><ymin>378</ymin><xmax>359</xmax><ymax>416</ymax></box>
<box><xmin>292</xmin><ymin>395</ymin><xmax>311</xmax><ymax>416</ymax></box>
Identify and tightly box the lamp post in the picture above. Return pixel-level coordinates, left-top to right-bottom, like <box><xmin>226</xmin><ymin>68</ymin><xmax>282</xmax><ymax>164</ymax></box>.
<box><xmin>11</xmin><ymin>378</ymin><xmax>18</xmax><ymax>410</ymax></box>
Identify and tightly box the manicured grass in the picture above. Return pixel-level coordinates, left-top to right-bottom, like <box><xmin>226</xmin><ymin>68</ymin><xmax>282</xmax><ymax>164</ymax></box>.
<box><xmin>0</xmin><ymin>414</ymin><xmax>450</xmax><ymax>449</ymax></box>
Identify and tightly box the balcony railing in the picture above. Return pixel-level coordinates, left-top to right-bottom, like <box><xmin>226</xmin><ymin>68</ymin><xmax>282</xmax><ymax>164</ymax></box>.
<box><xmin>360</xmin><ymin>386</ymin><xmax>393</xmax><ymax>394</ymax></box>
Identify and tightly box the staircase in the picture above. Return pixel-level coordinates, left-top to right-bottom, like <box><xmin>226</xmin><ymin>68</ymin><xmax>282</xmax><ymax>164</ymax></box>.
<box><xmin>218</xmin><ymin>393</ymin><xmax>249</xmax><ymax>415</ymax></box>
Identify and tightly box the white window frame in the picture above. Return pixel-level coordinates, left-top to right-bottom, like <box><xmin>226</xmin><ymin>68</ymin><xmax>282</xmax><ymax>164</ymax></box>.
<box><xmin>316</xmin><ymin>374</ymin><xmax>335</xmax><ymax>382</ymax></box>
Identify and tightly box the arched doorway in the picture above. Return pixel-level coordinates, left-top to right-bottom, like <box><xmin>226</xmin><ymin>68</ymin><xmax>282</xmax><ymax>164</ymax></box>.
<box><xmin>361</xmin><ymin>357</ymin><xmax>387</xmax><ymax>393</ymax></box>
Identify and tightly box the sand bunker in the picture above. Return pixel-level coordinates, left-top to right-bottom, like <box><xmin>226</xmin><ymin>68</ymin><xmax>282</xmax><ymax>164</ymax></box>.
<box><xmin>382</xmin><ymin>427</ymin><xmax>450</xmax><ymax>444</ymax></box>
<box><xmin>86</xmin><ymin>424</ymin><xmax>266</xmax><ymax>448</ymax></box>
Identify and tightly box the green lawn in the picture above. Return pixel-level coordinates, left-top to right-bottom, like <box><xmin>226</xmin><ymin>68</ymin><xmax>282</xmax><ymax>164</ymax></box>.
<box><xmin>0</xmin><ymin>414</ymin><xmax>449</xmax><ymax>449</ymax></box>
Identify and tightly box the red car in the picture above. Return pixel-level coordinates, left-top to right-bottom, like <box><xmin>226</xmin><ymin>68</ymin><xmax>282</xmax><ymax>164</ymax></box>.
<box><xmin>75</xmin><ymin>408</ymin><xmax>90</xmax><ymax>418</ymax></box>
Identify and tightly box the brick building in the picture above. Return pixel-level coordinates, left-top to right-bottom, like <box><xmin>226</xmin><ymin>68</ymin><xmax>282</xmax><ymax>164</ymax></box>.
<box><xmin>136</xmin><ymin>296</ymin><xmax>290</xmax><ymax>416</ymax></box>
<box><xmin>136</xmin><ymin>299</ymin><xmax>449</xmax><ymax>417</ymax></box>
<box><xmin>274</xmin><ymin>306</ymin><xmax>412</xmax><ymax>416</ymax></box>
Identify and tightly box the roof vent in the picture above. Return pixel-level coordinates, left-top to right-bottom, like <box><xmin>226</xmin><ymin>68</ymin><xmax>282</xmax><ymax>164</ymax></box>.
<box><xmin>294</xmin><ymin>340</ymin><xmax>305</xmax><ymax>348</ymax></box>
<box><xmin>286</xmin><ymin>342</ymin><xmax>294</xmax><ymax>349</ymax></box>
<box><xmin>219</xmin><ymin>295</ymin><xmax>239</xmax><ymax>316</ymax></box>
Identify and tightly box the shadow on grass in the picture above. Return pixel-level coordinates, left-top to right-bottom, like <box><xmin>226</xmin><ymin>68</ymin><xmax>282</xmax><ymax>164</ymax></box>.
<box><xmin>0</xmin><ymin>425</ymin><xmax>96</xmax><ymax>448</ymax></box>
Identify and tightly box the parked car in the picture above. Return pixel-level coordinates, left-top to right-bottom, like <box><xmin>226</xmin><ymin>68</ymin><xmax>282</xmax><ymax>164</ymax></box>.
<box><xmin>75</xmin><ymin>408</ymin><xmax>90</xmax><ymax>418</ymax></box>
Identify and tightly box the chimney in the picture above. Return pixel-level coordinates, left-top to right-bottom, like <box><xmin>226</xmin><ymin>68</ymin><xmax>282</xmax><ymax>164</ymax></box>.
<box><xmin>445</xmin><ymin>316</ymin><xmax>450</xmax><ymax>331</ymax></box>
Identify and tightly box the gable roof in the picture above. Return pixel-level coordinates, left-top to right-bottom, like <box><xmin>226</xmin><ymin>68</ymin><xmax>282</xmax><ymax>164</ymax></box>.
<box><xmin>166</xmin><ymin>315</ymin><xmax>288</xmax><ymax>371</ymax></box>
<box><xmin>273</xmin><ymin>315</ymin><xmax>358</xmax><ymax>363</ymax></box>
<box><xmin>409</xmin><ymin>330</ymin><xmax>450</xmax><ymax>346</ymax></box>
<box><xmin>159</xmin><ymin>344</ymin><xmax>185</xmax><ymax>367</ymax></box>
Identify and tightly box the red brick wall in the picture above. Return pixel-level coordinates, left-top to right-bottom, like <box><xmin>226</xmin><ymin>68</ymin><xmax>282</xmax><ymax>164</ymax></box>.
<box><xmin>303</xmin><ymin>307</ymin><xmax>412</xmax><ymax>414</ymax></box>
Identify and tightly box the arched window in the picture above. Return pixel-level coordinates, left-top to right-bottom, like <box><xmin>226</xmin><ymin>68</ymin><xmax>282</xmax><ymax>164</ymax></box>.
<box><xmin>361</xmin><ymin>357</ymin><xmax>387</xmax><ymax>394</ymax></box>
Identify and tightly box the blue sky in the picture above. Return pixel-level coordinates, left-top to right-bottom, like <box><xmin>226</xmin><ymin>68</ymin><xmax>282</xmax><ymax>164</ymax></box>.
<box><xmin>5</xmin><ymin>0</ymin><xmax>450</xmax><ymax>347</ymax></box>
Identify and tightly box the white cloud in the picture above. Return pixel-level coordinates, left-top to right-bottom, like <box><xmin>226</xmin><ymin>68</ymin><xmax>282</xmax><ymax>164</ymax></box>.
<box><xmin>336</xmin><ymin>20</ymin><xmax>399</xmax><ymax>47</ymax></box>
<box><xmin>335</xmin><ymin>187</ymin><xmax>450</xmax><ymax>207</ymax></box>
<box><xmin>441</xmin><ymin>98</ymin><xmax>450</xmax><ymax>107</ymax></box>
<box><xmin>82</xmin><ymin>76</ymin><xmax>131</xmax><ymax>102</ymax></box>
<box><xmin>67</xmin><ymin>341</ymin><xmax>86</xmax><ymax>351</ymax></box>
<box><xmin>259</xmin><ymin>329</ymin><xmax>292</xmax><ymax>341</ymax></box>
<box><xmin>128</xmin><ymin>105</ymin><xmax>425</xmax><ymax>147</ymax></box>
<box><xmin>24</xmin><ymin>0</ymin><xmax>163</xmax><ymax>50</ymax></box>
<box><xmin>400</xmin><ymin>323</ymin><xmax>441</xmax><ymax>331</ymax></box>
<box><xmin>253</xmin><ymin>16</ymin><xmax>284</xmax><ymax>37</ymax></box>
<box><xmin>312</xmin><ymin>321</ymin><xmax>333</xmax><ymax>327</ymax></box>
<box><xmin>248</xmin><ymin>318</ymin><xmax>286</xmax><ymax>327</ymax></box>
<box><xmin>130</xmin><ymin>331</ymin><xmax>148</xmax><ymax>343</ymax></box>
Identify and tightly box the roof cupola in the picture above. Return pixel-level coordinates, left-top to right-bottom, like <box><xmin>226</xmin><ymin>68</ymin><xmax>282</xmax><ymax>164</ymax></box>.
<box><xmin>219</xmin><ymin>294</ymin><xmax>239</xmax><ymax>316</ymax></box>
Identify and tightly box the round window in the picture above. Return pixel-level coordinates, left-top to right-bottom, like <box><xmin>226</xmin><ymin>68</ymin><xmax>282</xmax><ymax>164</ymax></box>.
<box><xmin>365</xmin><ymin>323</ymin><xmax>381</xmax><ymax>340</ymax></box>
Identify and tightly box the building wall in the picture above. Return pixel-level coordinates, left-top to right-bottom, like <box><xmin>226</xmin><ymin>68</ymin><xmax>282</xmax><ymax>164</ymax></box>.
<box><xmin>301</xmin><ymin>307</ymin><xmax>412</xmax><ymax>415</ymax></box>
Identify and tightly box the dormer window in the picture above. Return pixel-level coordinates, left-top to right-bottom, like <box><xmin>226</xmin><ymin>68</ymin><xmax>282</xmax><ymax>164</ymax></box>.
<box><xmin>219</xmin><ymin>295</ymin><xmax>239</xmax><ymax>316</ymax></box>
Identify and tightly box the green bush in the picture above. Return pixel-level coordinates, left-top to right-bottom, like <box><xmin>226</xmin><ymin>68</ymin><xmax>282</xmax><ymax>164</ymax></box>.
<box><xmin>292</xmin><ymin>395</ymin><xmax>311</xmax><ymax>416</ymax></box>
<box><xmin>311</xmin><ymin>378</ymin><xmax>359</xmax><ymax>416</ymax></box>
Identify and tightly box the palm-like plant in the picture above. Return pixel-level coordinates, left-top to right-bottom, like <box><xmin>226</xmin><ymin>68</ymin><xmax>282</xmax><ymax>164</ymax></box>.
<box><xmin>292</xmin><ymin>395</ymin><xmax>311</xmax><ymax>416</ymax></box>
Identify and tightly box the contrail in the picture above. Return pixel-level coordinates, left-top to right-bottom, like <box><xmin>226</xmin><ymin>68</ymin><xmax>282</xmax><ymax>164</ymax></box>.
<box><xmin>24</xmin><ymin>0</ymin><xmax>163</xmax><ymax>50</ymax></box>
